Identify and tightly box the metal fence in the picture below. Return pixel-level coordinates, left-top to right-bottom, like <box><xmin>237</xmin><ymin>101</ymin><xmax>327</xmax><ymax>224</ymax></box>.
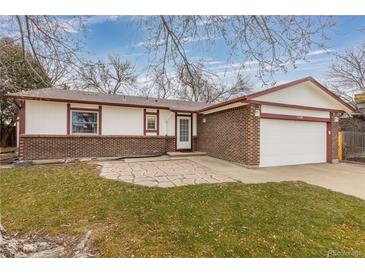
<box><xmin>341</xmin><ymin>131</ymin><xmax>365</xmax><ymax>160</ymax></box>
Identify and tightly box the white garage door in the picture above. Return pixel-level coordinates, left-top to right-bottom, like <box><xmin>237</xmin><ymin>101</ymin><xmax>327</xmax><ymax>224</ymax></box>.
<box><xmin>260</xmin><ymin>119</ymin><xmax>327</xmax><ymax>167</ymax></box>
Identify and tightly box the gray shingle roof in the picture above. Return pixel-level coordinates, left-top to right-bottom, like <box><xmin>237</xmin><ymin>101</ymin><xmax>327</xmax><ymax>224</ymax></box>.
<box><xmin>6</xmin><ymin>88</ymin><xmax>211</xmax><ymax>112</ymax></box>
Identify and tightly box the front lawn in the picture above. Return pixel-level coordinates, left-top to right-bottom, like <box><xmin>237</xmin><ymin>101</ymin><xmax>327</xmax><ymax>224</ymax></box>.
<box><xmin>0</xmin><ymin>164</ymin><xmax>364</xmax><ymax>257</ymax></box>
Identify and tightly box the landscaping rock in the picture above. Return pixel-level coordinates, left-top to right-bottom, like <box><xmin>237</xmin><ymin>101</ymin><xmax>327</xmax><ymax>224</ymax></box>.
<box><xmin>0</xmin><ymin>225</ymin><xmax>93</xmax><ymax>258</ymax></box>
<box><xmin>30</xmin><ymin>246</ymin><xmax>66</xmax><ymax>258</ymax></box>
<box><xmin>37</xmin><ymin>242</ymin><xmax>50</xmax><ymax>251</ymax></box>
<box><xmin>76</xmin><ymin>230</ymin><xmax>92</xmax><ymax>251</ymax></box>
<box><xmin>22</xmin><ymin>243</ymin><xmax>38</xmax><ymax>253</ymax></box>
<box><xmin>0</xmin><ymin>224</ymin><xmax>6</xmax><ymax>234</ymax></box>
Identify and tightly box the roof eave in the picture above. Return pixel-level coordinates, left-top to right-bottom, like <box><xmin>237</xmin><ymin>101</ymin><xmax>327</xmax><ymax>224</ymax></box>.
<box><xmin>197</xmin><ymin>77</ymin><xmax>356</xmax><ymax>113</ymax></box>
<box><xmin>4</xmin><ymin>94</ymin><xmax>201</xmax><ymax>113</ymax></box>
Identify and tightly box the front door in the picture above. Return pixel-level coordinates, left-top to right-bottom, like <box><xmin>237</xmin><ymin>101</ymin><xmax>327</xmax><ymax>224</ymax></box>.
<box><xmin>177</xmin><ymin>116</ymin><xmax>191</xmax><ymax>150</ymax></box>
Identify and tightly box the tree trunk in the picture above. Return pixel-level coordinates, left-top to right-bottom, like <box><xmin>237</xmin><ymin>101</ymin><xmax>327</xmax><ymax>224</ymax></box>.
<box><xmin>0</xmin><ymin>126</ymin><xmax>12</xmax><ymax>147</ymax></box>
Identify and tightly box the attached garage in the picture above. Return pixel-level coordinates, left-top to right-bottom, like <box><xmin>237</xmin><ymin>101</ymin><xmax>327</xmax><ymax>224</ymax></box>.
<box><xmin>260</xmin><ymin>119</ymin><xmax>327</xmax><ymax>167</ymax></box>
<box><xmin>198</xmin><ymin>77</ymin><xmax>354</xmax><ymax>168</ymax></box>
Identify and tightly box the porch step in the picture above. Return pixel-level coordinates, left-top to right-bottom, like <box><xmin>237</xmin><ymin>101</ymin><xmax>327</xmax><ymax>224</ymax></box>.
<box><xmin>166</xmin><ymin>151</ymin><xmax>207</xmax><ymax>157</ymax></box>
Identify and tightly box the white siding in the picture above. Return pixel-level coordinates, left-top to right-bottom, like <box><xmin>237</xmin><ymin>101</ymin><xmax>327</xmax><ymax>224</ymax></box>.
<box><xmin>200</xmin><ymin>102</ymin><xmax>246</xmax><ymax>115</ymax></box>
<box><xmin>257</xmin><ymin>82</ymin><xmax>347</xmax><ymax>110</ymax></box>
<box><xmin>26</xmin><ymin>100</ymin><xmax>67</xmax><ymax>134</ymax></box>
<box><xmin>159</xmin><ymin>110</ymin><xmax>175</xmax><ymax>136</ymax></box>
<box><xmin>70</xmin><ymin>103</ymin><xmax>99</xmax><ymax>109</ymax></box>
<box><xmin>102</xmin><ymin>106</ymin><xmax>143</xmax><ymax>135</ymax></box>
<box><xmin>193</xmin><ymin>113</ymin><xmax>197</xmax><ymax>136</ymax></box>
<box><xmin>24</xmin><ymin>100</ymin><xmax>198</xmax><ymax>137</ymax></box>
<box><xmin>145</xmin><ymin>108</ymin><xmax>158</xmax><ymax>113</ymax></box>
<box><xmin>261</xmin><ymin>105</ymin><xmax>330</xmax><ymax>118</ymax></box>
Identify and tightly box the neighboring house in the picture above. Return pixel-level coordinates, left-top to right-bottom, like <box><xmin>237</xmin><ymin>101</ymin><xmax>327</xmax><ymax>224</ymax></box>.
<box><xmin>6</xmin><ymin>77</ymin><xmax>354</xmax><ymax>167</ymax></box>
<box><xmin>339</xmin><ymin>92</ymin><xmax>365</xmax><ymax>132</ymax></box>
<box><xmin>354</xmin><ymin>92</ymin><xmax>365</xmax><ymax>113</ymax></box>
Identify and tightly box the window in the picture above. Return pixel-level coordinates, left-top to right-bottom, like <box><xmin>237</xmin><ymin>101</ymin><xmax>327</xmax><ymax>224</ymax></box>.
<box><xmin>179</xmin><ymin>118</ymin><xmax>189</xmax><ymax>142</ymax></box>
<box><xmin>144</xmin><ymin>109</ymin><xmax>159</xmax><ymax>135</ymax></box>
<box><xmin>146</xmin><ymin>115</ymin><xmax>157</xmax><ymax>130</ymax></box>
<box><xmin>71</xmin><ymin>111</ymin><xmax>98</xmax><ymax>134</ymax></box>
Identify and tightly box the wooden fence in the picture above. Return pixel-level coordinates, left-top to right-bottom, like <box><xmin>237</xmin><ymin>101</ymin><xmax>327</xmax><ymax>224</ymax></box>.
<box><xmin>340</xmin><ymin>131</ymin><xmax>365</xmax><ymax>160</ymax></box>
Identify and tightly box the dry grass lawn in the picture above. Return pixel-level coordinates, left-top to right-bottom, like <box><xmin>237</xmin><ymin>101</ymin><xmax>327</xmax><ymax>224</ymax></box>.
<box><xmin>1</xmin><ymin>163</ymin><xmax>364</xmax><ymax>257</ymax></box>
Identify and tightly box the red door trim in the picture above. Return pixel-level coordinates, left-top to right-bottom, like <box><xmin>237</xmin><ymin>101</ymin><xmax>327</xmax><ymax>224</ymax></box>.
<box><xmin>175</xmin><ymin>113</ymin><xmax>193</xmax><ymax>151</ymax></box>
<box><xmin>326</xmin><ymin>113</ymin><xmax>333</xmax><ymax>163</ymax></box>
<box><xmin>174</xmin><ymin>111</ymin><xmax>177</xmax><ymax>151</ymax></box>
<box><xmin>66</xmin><ymin>103</ymin><xmax>70</xmax><ymax>135</ymax></box>
<box><xmin>98</xmin><ymin>105</ymin><xmax>102</xmax><ymax>135</ymax></box>
<box><xmin>157</xmin><ymin>109</ymin><xmax>160</xmax><ymax>136</ymax></box>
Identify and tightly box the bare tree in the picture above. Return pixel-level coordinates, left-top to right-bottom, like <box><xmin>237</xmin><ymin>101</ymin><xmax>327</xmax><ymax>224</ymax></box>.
<box><xmin>176</xmin><ymin>62</ymin><xmax>213</xmax><ymax>102</ymax></box>
<box><xmin>0</xmin><ymin>16</ymin><xmax>85</xmax><ymax>146</ymax></box>
<box><xmin>0</xmin><ymin>38</ymin><xmax>51</xmax><ymax>146</ymax></box>
<box><xmin>78</xmin><ymin>55</ymin><xmax>137</xmax><ymax>94</ymax></box>
<box><xmin>144</xmin><ymin>67</ymin><xmax>176</xmax><ymax>99</ymax></box>
<box><xmin>327</xmin><ymin>42</ymin><xmax>365</xmax><ymax>107</ymax></box>
<box><xmin>140</xmin><ymin>15</ymin><xmax>335</xmax><ymax>91</ymax></box>
<box><xmin>327</xmin><ymin>42</ymin><xmax>365</xmax><ymax>134</ymax></box>
<box><xmin>0</xmin><ymin>16</ymin><xmax>85</xmax><ymax>88</ymax></box>
<box><xmin>176</xmin><ymin>61</ymin><xmax>250</xmax><ymax>103</ymax></box>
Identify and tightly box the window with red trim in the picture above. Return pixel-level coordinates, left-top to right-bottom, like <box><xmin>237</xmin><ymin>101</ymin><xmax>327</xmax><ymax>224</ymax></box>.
<box><xmin>144</xmin><ymin>109</ymin><xmax>159</xmax><ymax>135</ymax></box>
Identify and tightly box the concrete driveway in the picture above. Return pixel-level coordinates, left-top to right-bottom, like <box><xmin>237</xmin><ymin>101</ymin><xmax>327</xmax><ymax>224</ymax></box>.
<box><xmin>189</xmin><ymin>156</ymin><xmax>365</xmax><ymax>200</ymax></box>
<box><xmin>97</xmin><ymin>155</ymin><xmax>365</xmax><ymax>200</ymax></box>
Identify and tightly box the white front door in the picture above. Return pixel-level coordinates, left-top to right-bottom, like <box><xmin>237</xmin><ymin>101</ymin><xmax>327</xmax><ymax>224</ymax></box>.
<box><xmin>177</xmin><ymin>116</ymin><xmax>191</xmax><ymax>150</ymax></box>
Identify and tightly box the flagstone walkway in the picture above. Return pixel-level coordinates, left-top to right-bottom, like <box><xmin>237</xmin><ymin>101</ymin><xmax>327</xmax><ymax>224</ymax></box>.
<box><xmin>97</xmin><ymin>159</ymin><xmax>235</xmax><ymax>187</ymax></box>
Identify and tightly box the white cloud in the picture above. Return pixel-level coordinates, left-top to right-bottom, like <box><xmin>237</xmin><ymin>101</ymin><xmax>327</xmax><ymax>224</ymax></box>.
<box><xmin>123</xmin><ymin>52</ymin><xmax>145</xmax><ymax>58</ymax></box>
<box><xmin>136</xmin><ymin>35</ymin><xmax>220</xmax><ymax>48</ymax></box>
<box><xmin>203</xmin><ymin>60</ymin><xmax>225</xmax><ymax>66</ymax></box>
<box><xmin>307</xmin><ymin>49</ymin><xmax>335</xmax><ymax>56</ymax></box>
<box><xmin>60</xmin><ymin>16</ymin><xmax>121</xmax><ymax>33</ymax></box>
<box><xmin>136</xmin><ymin>38</ymin><xmax>166</xmax><ymax>47</ymax></box>
<box><xmin>83</xmin><ymin>16</ymin><xmax>120</xmax><ymax>25</ymax></box>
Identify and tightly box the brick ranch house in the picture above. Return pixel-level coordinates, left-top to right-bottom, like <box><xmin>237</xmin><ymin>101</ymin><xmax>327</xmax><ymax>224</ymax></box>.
<box><xmin>6</xmin><ymin>77</ymin><xmax>354</xmax><ymax>168</ymax></box>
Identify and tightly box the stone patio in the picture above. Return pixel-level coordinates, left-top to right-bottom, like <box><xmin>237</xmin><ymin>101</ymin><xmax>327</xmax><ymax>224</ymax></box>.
<box><xmin>97</xmin><ymin>159</ymin><xmax>235</xmax><ymax>187</ymax></box>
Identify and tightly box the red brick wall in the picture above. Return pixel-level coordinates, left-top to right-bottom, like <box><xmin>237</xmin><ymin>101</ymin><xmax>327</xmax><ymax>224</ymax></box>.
<box><xmin>245</xmin><ymin>104</ymin><xmax>261</xmax><ymax>166</ymax></box>
<box><xmin>19</xmin><ymin>135</ymin><xmax>178</xmax><ymax>160</ymax></box>
<box><xmin>166</xmin><ymin>136</ymin><xmax>176</xmax><ymax>152</ymax></box>
<box><xmin>197</xmin><ymin>105</ymin><xmax>260</xmax><ymax>166</ymax></box>
<box><xmin>192</xmin><ymin>136</ymin><xmax>198</xmax><ymax>152</ymax></box>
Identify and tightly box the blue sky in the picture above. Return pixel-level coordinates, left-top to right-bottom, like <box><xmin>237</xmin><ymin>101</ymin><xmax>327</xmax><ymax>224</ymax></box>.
<box><xmin>53</xmin><ymin>16</ymin><xmax>365</xmax><ymax>90</ymax></box>
<box><xmin>0</xmin><ymin>15</ymin><xmax>359</xmax><ymax>91</ymax></box>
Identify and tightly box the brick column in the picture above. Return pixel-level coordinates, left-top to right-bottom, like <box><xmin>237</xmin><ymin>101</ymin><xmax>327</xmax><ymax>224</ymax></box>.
<box><xmin>246</xmin><ymin>104</ymin><xmax>261</xmax><ymax>166</ymax></box>
<box><xmin>18</xmin><ymin>136</ymin><xmax>25</xmax><ymax>160</ymax></box>
<box><xmin>331</xmin><ymin>114</ymin><xmax>340</xmax><ymax>162</ymax></box>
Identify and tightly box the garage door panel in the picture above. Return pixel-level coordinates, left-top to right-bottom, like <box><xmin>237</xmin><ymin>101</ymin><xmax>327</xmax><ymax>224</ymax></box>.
<box><xmin>260</xmin><ymin>119</ymin><xmax>327</xmax><ymax>167</ymax></box>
